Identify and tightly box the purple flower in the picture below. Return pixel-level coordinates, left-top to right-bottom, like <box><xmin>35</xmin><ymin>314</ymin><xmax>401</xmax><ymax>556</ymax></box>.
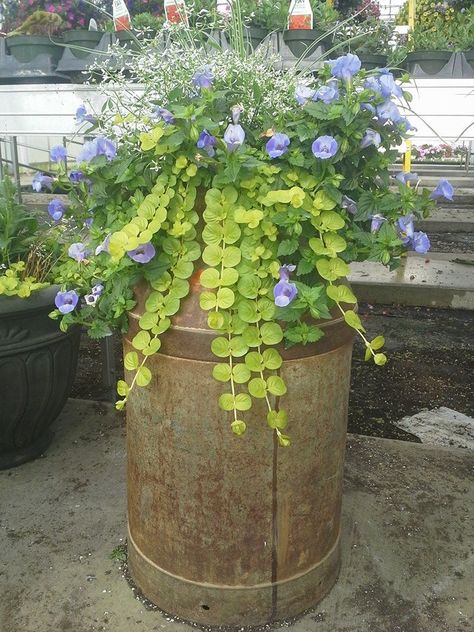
<box><xmin>78</xmin><ymin>137</ymin><xmax>116</xmax><ymax>163</ymax></box>
<box><xmin>50</xmin><ymin>145</ymin><xmax>67</xmax><ymax>163</ymax></box>
<box><xmin>412</xmin><ymin>231</ymin><xmax>431</xmax><ymax>254</ymax></box>
<box><xmin>55</xmin><ymin>289</ymin><xmax>79</xmax><ymax>314</ymax></box>
<box><xmin>398</xmin><ymin>117</ymin><xmax>417</xmax><ymax>132</ymax></box>
<box><xmin>395</xmin><ymin>172</ymin><xmax>419</xmax><ymax>185</ymax></box>
<box><xmin>312</xmin><ymin>135</ymin><xmax>338</xmax><ymax>160</ymax></box>
<box><xmin>48</xmin><ymin>199</ymin><xmax>65</xmax><ymax>221</ymax></box>
<box><xmin>95</xmin><ymin>234</ymin><xmax>111</xmax><ymax>256</ymax></box>
<box><xmin>360</xmin><ymin>128</ymin><xmax>381</xmax><ymax>149</ymax></box>
<box><xmin>192</xmin><ymin>65</ymin><xmax>214</xmax><ymax>89</ymax></box>
<box><xmin>378</xmin><ymin>72</ymin><xmax>403</xmax><ymax>99</ymax></box>
<box><xmin>361</xmin><ymin>102</ymin><xmax>376</xmax><ymax>115</ymax></box>
<box><xmin>370</xmin><ymin>214</ymin><xmax>385</xmax><ymax>233</ymax></box>
<box><xmin>224</xmin><ymin>124</ymin><xmax>245</xmax><ymax>152</ymax></box>
<box><xmin>84</xmin><ymin>293</ymin><xmax>98</xmax><ymax>306</ymax></box>
<box><xmin>127</xmin><ymin>242</ymin><xmax>155</xmax><ymax>263</ymax></box>
<box><xmin>69</xmin><ymin>170</ymin><xmax>85</xmax><ymax>183</ymax></box>
<box><xmin>364</xmin><ymin>76</ymin><xmax>381</xmax><ymax>95</ymax></box>
<box><xmin>430</xmin><ymin>178</ymin><xmax>454</xmax><ymax>201</ymax></box>
<box><xmin>68</xmin><ymin>242</ymin><xmax>88</xmax><ymax>262</ymax></box>
<box><xmin>397</xmin><ymin>215</ymin><xmax>415</xmax><ymax>244</ymax></box>
<box><xmin>377</xmin><ymin>100</ymin><xmax>403</xmax><ymax>124</ymax></box>
<box><xmin>151</xmin><ymin>106</ymin><xmax>174</xmax><ymax>124</ymax></box>
<box><xmin>342</xmin><ymin>195</ymin><xmax>357</xmax><ymax>215</ymax></box>
<box><xmin>75</xmin><ymin>105</ymin><xmax>96</xmax><ymax>125</ymax></box>
<box><xmin>295</xmin><ymin>84</ymin><xmax>315</xmax><ymax>105</ymax></box>
<box><xmin>196</xmin><ymin>130</ymin><xmax>217</xmax><ymax>157</ymax></box>
<box><xmin>92</xmin><ymin>283</ymin><xmax>104</xmax><ymax>296</ymax></box>
<box><xmin>266</xmin><ymin>133</ymin><xmax>290</xmax><ymax>159</ymax></box>
<box><xmin>329</xmin><ymin>53</ymin><xmax>361</xmax><ymax>82</ymax></box>
<box><xmin>274</xmin><ymin>264</ymin><xmax>298</xmax><ymax>307</ymax></box>
<box><xmin>32</xmin><ymin>173</ymin><xmax>53</xmax><ymax>192</ymax></box>
<box><xmin>313</xmin><ymin>81</ymin><xmax>339</xmax><ymax>105</ymax></box>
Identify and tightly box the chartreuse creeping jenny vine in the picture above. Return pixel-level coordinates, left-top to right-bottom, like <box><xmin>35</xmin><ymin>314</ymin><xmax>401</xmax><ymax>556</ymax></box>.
<box><xmin>42</xmin><ymin>13</ymin><xmax>454</xmax><ymax>446</ymax></box>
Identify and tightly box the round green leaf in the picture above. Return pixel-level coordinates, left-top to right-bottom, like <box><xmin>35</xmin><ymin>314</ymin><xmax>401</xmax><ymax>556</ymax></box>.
<box><xmin>174</xmin><ymin>260</ymin><xmax>194</xmax><ymax>279</ymax></box>
<box><xmin>132</xmin><ymin>330</ymin><xmax>151</xmax><ymax>351</ymax></box>
<box><xmin>267</xmin><ymin>409</ymin><xmax>288</xmax><ymax>430</ymax></box>
<box><xmin>238</xmin><ymin>275</ymin><xmax>260</xmax><ymax>299</ymax></box>
<box><xmin>220</xmin><ymin>268</ymin><xmax>239</xmax><ymax>287</ymax></box>
<box><xmin>235</xmin><ymin>393</ymin><xmax>252</xmax><ymax>411</ymax></box>
<box><xmin>257</xmin><ymin>298</ymin><xmax>275</xmax><ymax>321</ymax></box>
<box><xmin>262</xmin><ymin>348</ymin><xmax>283</xmax><ymax>370</ymax></box>
<box><xmin>223</xmin><ymin>221</ymin><xmax>241</xmax><ymax>244</ymax></box>
<box><xmin>211</xmin><ymin>336</ymin><xmax>231</xmax><ymax>358</ymax></box>
<box><xmin>169</xmin><ymin>278</ymin><xmax>189</xmax><ymax>299</ymax></box>
<box><xmin>266</xmin><ymin>375</ymin><xmax>287</xmax><ymax>396</ymax></box>
<box><xmin>200</xmin><ymin>268</ymin><xmax>221</xmax><ymax>289</ymax></box>
<box><xmin>316</xmin><ymin>257</ymin><xmax>350</xmax><ymax>282</ymax></box>
<box><xmin>143</xmin><ymin>338</ymin><xmax>162</xmax><ymax>356</ymax></box>
<box><xmin>343</xmin><ymin>309</ymin><xmax>365</xmax><ymax>332</ymax></box>
<box><xmin>162</xmin><ymin>295</ymin><xmax>180</xmax><ymax>316</ymax></box>
<box><xmin>117</xmin><ymin>380</ymin><xmax>129</xmax><ymax>396</ymax></box>
<box><xmin>213</xmin><ymin>363</ymin><xmax>232</xmax><ymax>382</ymax></box>
<box><xmin>371</xmin><ymin>335</ymin><xmax>385</xmax><ymax>350</ymax></box>
<box><xmin>136</xmin><ymin>366</ymin><xmax>152</xmax><ymax>387</ymax></box>
<box><xmin>208</xmin><ymin>311</ymin><xmax>225</xmax><ymax>330</ymax></box>
<box><xmin>242</xmin><ymin>326</ymin><xmax>262</xmax><ymax>347</ymax></box>
<box><xmin>374</xmin><ymin>353</ymin><xmax>387</xmax><ymax>366</ymax></box>
<box><xmin>231</xmin><ymin>420</ymin><xmax>247</xmax><ymax>436</ymax></box>
<box><xmin>277</xmin><ymin>431</ymin><xmax>291</xmax><ymax>447</ymax></box>
<box><xmin>139</xmin><ymin>311</ymin><xmax>159</xmax><ymax>330</ymax></box>
<box><xmin>244</xmin><ymin>351</ymin><xmax>264</xmax><ymax>372</ymax></box>
<box><xmin>145</xmin><ymin>291</ymin><xmax>164</xmax><ymax>313</ymax></box>
<box><xmin>260</xmin><ymin>322</ymin><xmax>284</xmax><ymax>345</ymax></box>
<box><xmin>219</xmin><ymin>393</ymin><xmax>234</xmax><ymax>411</ymax></box>
<box><xmin>229</xmin><ymin>336</ymin><xmax>249</xmax><ymax>357</ymax></box>
<box><xmin>202</xmin><ymin>244</ymin><xmax>223</xmax><ymax>266</ymax></box>
<box><xmin>248</xmin><ymin>377</ymin><xmax>267</xmax><ymax>398</ymax></box>
<box><xmin>232</xmin><ymin>364</ymin><xmax>251</xmax><ymax>384</ymax></box>
<box><xmin>124</xmin><ymin>351</ymin><xmax>139</xmax><ymax>371</ymax></box>
<box><xmin>238</xmin><ymin>300</ymin><xmax>259</xmax><ymax>324</ymax></box>
<box><xmin>202</xmin><ymin>223</ymin><xmax>224</xmax><ymax>246</ymax></box>
<box><xmin>216</xmin><ymin>287</ymin><xmax>235</xmax><ymax>309</ymax></box>
<box><xmin>222</xmin><ymin>246</ymin><xmax>241</xmax><ymax>267</ymax></box>
<box><xmin>199</xmin><ymin>291</ymin><xmax>217</xmax><ymax>311</ymax></box>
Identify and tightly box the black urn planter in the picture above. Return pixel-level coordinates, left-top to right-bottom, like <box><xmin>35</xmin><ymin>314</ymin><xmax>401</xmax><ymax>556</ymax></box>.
<box><xmin>0</xmin><ymin>286</ymin><xmax>80</xmax><ymax>470</ymax></box>
<box><xmin>283</xmin><ymin>29</ymin><xmax>328</xmax><ymax>58</ymax></box>
<box><xmin>63</xmin><ymin>30</ymin><xmax>105</xmax><ymax>59</ymax></box>
<box><xmin>405</xmin><ymin>51</ymin><xmax>452</xmax><ymax>75</ymax></box>
<box><xmin>6</xmin><ymin>34</ymin><xmax>64</xmax><ymax>65</ymax></box>
<box><xmin>358</xmin><ymin>54</ymin><xmax>388</xmax><ymax>70</ymax></box>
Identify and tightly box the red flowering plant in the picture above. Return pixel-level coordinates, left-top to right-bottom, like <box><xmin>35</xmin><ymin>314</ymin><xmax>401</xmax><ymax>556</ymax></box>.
<box><xmin>0</xmin><ymin>0</ymin><xmax>108</xmax><ymax>31</ymax></box>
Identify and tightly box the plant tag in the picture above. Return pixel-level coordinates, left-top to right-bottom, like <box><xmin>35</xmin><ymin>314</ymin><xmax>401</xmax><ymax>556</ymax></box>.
<box><xmin>165</xmin><ymin>0</ymin><xmax>189</xmax><ymax>26</ymax></box>
<box><xmin>113</xmin><ymin>0</ymin><xmax>131</xmax><ymax>31</ymax></box>
<box><xmin>288</xmin><ymin>0</ymin><xmax>313</xmax><ymax>30</ymax></box>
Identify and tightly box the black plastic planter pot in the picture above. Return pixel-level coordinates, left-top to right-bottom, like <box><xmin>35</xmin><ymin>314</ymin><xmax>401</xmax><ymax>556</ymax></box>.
<box><xmin>6</xmin><ymin>35</ymin><xmax>63</xmax><ymax>65</ymax></box>
<box><xmin>63</xmin><ymin>30</ymin><xmax>105</xmax><ymax>59</ymax></box>
<box><xmin>244</xmin><ymin>27</ymin><xmax>268</xmax><ymax>51</ymax></box>
<box><xmin>0</xmin><ymin>286</ymin><xmax>80</xmax><ymax>470</ymax></box>
<box><xmin>405</xmin><ymin>51</ymin><xmax>452</xmax><ymax>75</ymax></box>
<box><xmin>283</xmin><ymin>29</ymin><xmax>328</xmax><ymax>58</ymax></box>
<box><xmin>358</xmin><ymin>54</ymin><xmax>388</xmax><ymax>70</ymax></box>
<box><xmin>464</xmin><ymin>50</ymin><xmax>474</xmax><ymax>70</ymax></box>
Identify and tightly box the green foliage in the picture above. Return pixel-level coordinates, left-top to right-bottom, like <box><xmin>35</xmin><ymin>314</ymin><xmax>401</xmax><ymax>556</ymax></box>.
<box><xmin>10</xmin><ymin>10</ymin><xmax>65</xmax><ymax>35</ymax></box>
<box><xmin>0</xmin><ymin>176</ymin><xmax>38</xmax><ymax>266</ymax></box>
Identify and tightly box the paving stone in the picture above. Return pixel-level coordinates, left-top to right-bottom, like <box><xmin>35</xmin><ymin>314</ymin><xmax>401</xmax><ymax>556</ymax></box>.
<box><xmin>395</xmin><ymin>408</ymin><xmax>474</xmax><ymax>450</ymax></box>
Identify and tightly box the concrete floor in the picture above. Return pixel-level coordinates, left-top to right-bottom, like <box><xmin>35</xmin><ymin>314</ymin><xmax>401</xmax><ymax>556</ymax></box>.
<box><xmin>0</xmin><ymin>400</ymin><xmax>473</xmax><ymax>632</ymax></box>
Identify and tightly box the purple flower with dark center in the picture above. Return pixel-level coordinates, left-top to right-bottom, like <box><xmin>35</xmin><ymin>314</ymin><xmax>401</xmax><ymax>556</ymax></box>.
<box><xmin>266</xmin><ymin>133</ymin><xmax>290</xmax><ymax>159</ymax></box>
<box><xmin>151</xmin><ymin>106</ymin><xmax>174</xmax><ymax>124</ymax></box>
<box><xmin>295</xmin><ymin>84</ymin><xmax>315</xmax><ymax>105</ymax></box>
<box><xmin>274</xmin><ymin>264</ymin><xmax>298</xmax><ymax>308</ymax></box>
<box><xmin>395</xmin><ymin>172</ymin><xmax>419</xmax><ymax>185</ymax></box>
<box><xmin>313</xmin><ymin>81</ymin><xmax>339</xmax><ymax>105</ymax></box>
<box><xmin>192</xmin><ymin>65</ymin><xmax>214</xmax><ymax>89</ymax></box>
<box><xmin>69</xmin><ymin>170</ymin><xmax>85</xmax><ymax>183</ymax></box>
<box><xmin>412</xmin><ymin>231</ymin><xmax>431</xmax><ymax>254</ymax></box>
<box><xmin>75</xmin><ymin>105</ymin><xmax>96</xmax><ymax>125</ymax></box>
<box><xmin>360</xmin><ymin>128</ymin><xmax>381</xmax><ymax>149</ymax></box>
<box><xmin>50</xmin><ymin>145</ymin><xmax>67</xmax><ymax>163</ymax></box>
<box><xmin>84</xmin><ymin>293</ymin><xmax>98</xmax><ymax>306</ymax></box>
<box><xmin>370</xmin><ymin>214</ymin><xmax>385</xmax><ymax>233</ymax></box>
<box><xmin>55</xmin><ymin>289</ymin><xmax>79</xmax><ymax>314</ymax></box>
<box><xmin>92</xmin><ymin>283</ymin><xmax>104</xmax><ymax>296</ymax></box>
<box><xmin>377</xmin><ymin>100</ymin><xmax>403</xmax><ymax>124</ymax></box>
<box><xmin>127</xmin><ymin>242</ymin><xmax>155</xmax><ymax>263</ymax></box>
<box><xmin>95</xmin><ymin>234</ymin><xmax>111</xmax><ymax>256</ymax></box>
<box><xmin>329</xmin><ymin>53</ymin><xmax>361</xmax><ymax>82</ymax></box>
<box><xmin>68</xmin><ymin>242</ymin><xmax>88</xmax><ymax>262</ymax></box>
<box><xmin>430</xmin><ymin>178</ymin><xmax>454</xmax><ymax>201</ymax></box>
<box><xmin>196</xmin><ymin>130</ymin><xmax>217</xmax><ymax>157</ymax></box>
<box><xmin>379</xmin><ymin>72</ymin><xmax>403</xmax><ymax>99</ymax></box>
<box><xmin>312</xmin><ymin>135</ymin><xmax>338</xmax><ymax>160</ymax></box>
<box><xmin>224</xmin><ymin>124</ymin><xmax>245</xmax><ymax>152</ymax></box>
<box><xmin>32</xmin><ymin>173</ymin><xmax>53</xmax><ymax>192</ymax></box>
<box><xmin>342</xmin><ymin>195</ymin><xmax>357</xmax><ymax>215</ymax></box>
<box><xmin>48</xmin><ymin>199</ymin><xmax>65</xmax><ymax>221</ymax></box>
<box><xmin>397</xmin><ymin>215</ymin><xmax>415</xmax><ymax>244</ymax></box>
<box><xmin>78</xmin><ymin>137</ymin><xmax>116</xmax><ymax>163</ymax></box>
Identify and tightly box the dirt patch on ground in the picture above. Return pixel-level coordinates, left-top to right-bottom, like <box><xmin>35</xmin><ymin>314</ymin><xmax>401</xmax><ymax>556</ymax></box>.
<box><xmin>70</xmin><ymin>304</ymin><xmax>474</xmax><ymax>443</ymax></box>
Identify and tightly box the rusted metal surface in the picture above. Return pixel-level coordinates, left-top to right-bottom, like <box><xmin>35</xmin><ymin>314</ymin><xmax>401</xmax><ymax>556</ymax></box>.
<box><xmin>125</xmin><ymin>276</ymin><xmax>354</xmax><ymax>625</ymax></box>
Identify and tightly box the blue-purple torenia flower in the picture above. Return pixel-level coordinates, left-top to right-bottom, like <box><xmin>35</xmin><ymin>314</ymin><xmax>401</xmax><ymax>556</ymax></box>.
<box><xmin>364</xmin><ymin>76</ymin><xmax>381</xmax><ymax>95</ymax></box>
<box><xmin>78</xmin><ymin>137</ymin><xmax>116</xmax><ymax>163</ymax></box>
<box><xmin>55</xmin><ymin>290</ymin><xmax>79</xmax><ymax>314</ymax></box>
<box><xmin>224</xmin><ymin>124</ymin><xmax>245</xmax><ymax>152</ymax></box>
<box><xmin>377</xmin><ymin>100</ymin><xmax>403</xmax><ymax>124</ymax></box>
<box><xmin>68</xmin><ymin>242</ymin><xmax>88</xmax><ymax>262</ymax></box>
<box><xmin>396</xmin><ymin>172</ymin><xmax>419</xmax><ymax>185</ymax></box>
<box><xmin>197</xmin><ymin>130</ymin><xmax>217</xmax><ymax>157</ymax></box>
<box><xmin>266</xmin><ymin>133</ymin><xmax>290</xmax><ymax>159</ymax></box>
<box><xmin>274</xmin><ymin>264</ymin><xmax>298</xmax><ymax>308</ymax></box>
<box><xmin>295</xmin><ymin>84</ymin><xmax>315</xmax><ymax>105</ymax></box>
<box><xmin>312</xmin><ymin>135</ymin><xmax>338</xmax><ymax>160</ymax></box>
<box><xmin>32</xmin><ymin>173</ymin><xmax>53</xmax><ymax>192</ymax></box>
<box><xmin>361</xmin><ymin>102</ymin><xmax>376</xmax><ymax>115</ymax></box>
<box><xmin>412</xmin><ymin>231</ymin><xmax>431</xmax><ymax>254</ymax></box>
<box><xmin>95</xmin><ymin>234</ymin><xmax>111</xmax><ymax>256</ymax></box>
<box><xmin>151</xmin><ymin>106</ymin><xmax>174</xmax><ymax>124</ymax></box>
<box><xmin>75</xmin><ymin>105</ymin><xmax>96</xmax><ymax>125</ymax></box>
<box><xmin>69</xmin><ymin>170</ymin><xmax>85</xmax><ymax>183</ymax></box>
<box><xmin>378</xmin><ymin>72</ymin><xmax>403</xmax><ymax>99</ymax></box>
<box><xmin>84</xmin><ymin>283</ymin><xmax>103</xmax><ymax>306</ymax></box>
<box><xmin>342</xmin><ymin>195</ymin><xmax>357</xmax><ymax>215</ymax></box>
<box><xmin>192</xmin><ymin>65</ymin><xmax>214</xmax><ymax>89</ymax></box>
<box><xmin>313</xmin><ymin>81</ymin><xmax>339</xmax><ymax>105</ymax></box>
<box><xmin>397</xmin><ymin>215</ymin><xmax>415</xmax><ymax>244</ymax></box>
<box><xmin>370</xmin><ymin>214</ymin><xmax>385</xmax><ymax>233</ymax></box>
<box><xmin>48</xmin><ymin>199</ymin><xmax>65</xmax><ymax>221</ymax></box>
<box><xmin>92</xmin><ymin>283</ymin><xmax>104</xmax><ymax>296</ymax></box>
<box><xmin>329</xmin><ymin>53</ymin><xmax>361</xmax><ymax>82</ymax></box>
<box><xmin>398</xmin><ymin>117</ymin><xmax>417</xmax><ymax>133</ymax></box>
<box><xmin>127</xmin><ymin>242</ymin><xmax>155</xmax><ymax>263</ymax></box>
<box><xmin>50</xmin><ymin>145</ymin><xmax>67</xmax><ymax>163</ymax></box>
<box><xmin>431</xmin><ymin>178</ymin><xmax>454</xmax><ymax>201</ymax></box>
<box><xmin>360</xmin><ymin>129</ymin><xmax>381</xmax><ymax>149</ymax></box>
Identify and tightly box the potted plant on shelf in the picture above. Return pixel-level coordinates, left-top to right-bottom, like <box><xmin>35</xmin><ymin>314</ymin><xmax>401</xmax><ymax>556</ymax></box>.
<box><xmin>49</xmin><ymin>3</ymin><xmax>450</xmax><ymax>625</ymax></box>
<box><xmin>404</xmin><ymin>20</ymin><xmax>454</xmax><ymax>75</ymax></box>
<box><xmin>239</xmin><ymin>0</ymin><xmax>287</xmax><ymax>49</ymax></box>
<box><xmin>283</xmin><ymin>0</ymin><xmax>341</xmax><ymax>58</ymax></box>
<box><xmin>0</xmin><ymin>173</ymin><xmax>81</xmax><ymax>470</ymax></box>
<box><xmin>5</xmin><ymin>10</ymin><xmax>65</xmax><ymax>64</ymax></box>
<box><xmin>349</xmin><ymin>17</ymin><xmax>394</xmax><ymax>69</ymax></box>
